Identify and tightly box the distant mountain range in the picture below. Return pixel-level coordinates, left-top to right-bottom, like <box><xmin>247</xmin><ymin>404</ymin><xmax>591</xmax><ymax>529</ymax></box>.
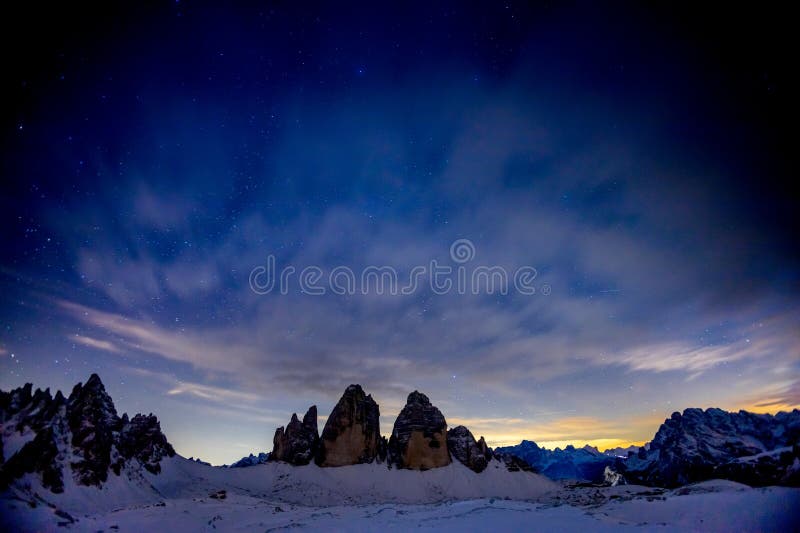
<box><xmin>494</xmin><ymin>441</ymin><xmax>630</xmax><ymax>483</ymax></box>
<box><xmin>228</xmin><ymin>452</ymin><xmax>269</xmax><ymax>468</ymax></box>
<box><xmin>1</xmin><ymin>374</ymin><xmax>798</xmax><ymax>496</ymax></box>
<box><xmin>497</xmin><ymin>408</ymin><xmax>800</xmax><ymax>488</ymax></box>
<box><xmin>620</xmin><ymin>407</ymin><xmax>800</xmax><ymax>487</ymax></box>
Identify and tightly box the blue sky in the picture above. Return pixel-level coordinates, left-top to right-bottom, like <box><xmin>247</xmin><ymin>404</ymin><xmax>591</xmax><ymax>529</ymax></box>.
<box><xmin>1</xmin><ymin>2</ymin><xmax>798</xmax><ymax>464</ymax></box>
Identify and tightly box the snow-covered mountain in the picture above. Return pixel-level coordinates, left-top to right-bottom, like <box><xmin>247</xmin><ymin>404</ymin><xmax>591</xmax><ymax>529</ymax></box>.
<box><xmin>1</xmin><ymin>376</ymin><xmax>555</xmax><ymax>498</ymax></box>
<box><xmin>1</xmin><ymin>375</ymin><xmax>562</xmax><ymax>530</ymax></box>
<box><xmin>2</xmin><ymin>375</ymin><xmax>800</xmax><ymax>531</ymax></box>
<box><xmin>621</xmin><ymin>407</ymin><xmax>800</xmax><ymax>488</ymax></box>
<box><xmin>4</xmin><ymin>375</ymin><xmax>800</xmax><ymax>527</ymax></box>
<box><xmin>0</xmin><ymin>374</ymin><xmax>174</xmax><ymax>494</ymax></box>
<box><xmin>494</xmin><ymin>440</ymin><xmax>621</xmax><ymax>483</ymax></box>
<box><xmin>228</xmin><ymin>452</ymin><xmax>269</xmax><ymax>468</ymax></box>
<box><xmin>4</xmin><ymin>455</ymin><xmax>799</xmax><ymax>531</ymax></box>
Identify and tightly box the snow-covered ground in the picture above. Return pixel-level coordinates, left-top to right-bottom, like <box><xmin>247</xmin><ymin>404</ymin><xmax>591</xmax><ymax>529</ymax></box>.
<box><xmin>2</xmin><ymin>458</ymin><xmax>798</xmax><ymax>532</ymax></box>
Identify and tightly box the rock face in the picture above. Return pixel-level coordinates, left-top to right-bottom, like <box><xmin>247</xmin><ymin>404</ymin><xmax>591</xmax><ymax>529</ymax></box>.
<box><xmin>447</xmin><ymin>425</ymin><xmax>491</xmax><ymax>473</ymax></box>
<box><xmin>317</xmin><ymin>385</ymin><xmax>381</xmax><ymax>466</ymax></box>
<box><xmin>67</xmin><ymin>374</ymin><xmax>121</xmax><ymax>485</ymax></box>
<box><xmin>621</xmin><ymin>408</ymin><xmax>800</xmax><ymax>487</ymax></box>
<box><xmin>377</xmin><ymin>435</ymin><xmax>388</xmax><ymax>463</ymax></box>
<box><xmin>116</xmin><ymin>414</ymin><xmax>175</xmax><ymax>474</ymax></box>
<box><xmin>0</xmin><ymin>425</ymin><xmax>65</xmax><ymax>492</ymax></box>
<box><xmin>269</xmin><ymin>406</ymin><xmax>319</xmax><ymax>465</ymax></box>
<box><xmin>388</xmin><ymin>391</ymin><xmax>450</xmax><ymax>470</ymax></box>
<box><xmin>492</xmin><ymin>451</ymin><xmax>537</xmax><ymax>473</ymax></box>
<box><xmin>0</xmin><ymin>374</ymin><xmax>175</xmax><ymax>493</ymax></box>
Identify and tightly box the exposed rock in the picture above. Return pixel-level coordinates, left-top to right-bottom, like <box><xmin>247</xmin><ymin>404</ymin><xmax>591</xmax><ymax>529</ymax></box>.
<box><xmin>713</xmin><ymin>446</ymin><xmax>800</xmax><ymax>487</ymax></box>
<box><xmin>67</xmin><ymin>374</ymin><xmax>121</xmax><ymax>486</ymax></box>
<box><xmin>116</xmin><ymin>414</ymin><xmax>175</xmax><ymax>474</ymax></box>
<box><xmin>0</xmin><ymin>385</ymin><xmax>65</xmax><ymax>435</ymax></box>
<box><xmin>269</xmin><ymin>405</ymin><xmax>319</xmax><ymax>465</ymax></box>
<box><xmin>447</xmin><ymin>425</ymin><xmax>491</xmax><ymax>473</ymax></box>
<box><xmin>317</xmin><ymin>385</ymin><xmax>381</xmax><ymax>466</ymax></box>
<box><xmin>377</xmin><ymin>435</ymin><xmax>388</xmax><ymax>463</ymax></box>
<box><xmin>621</xmin><ymin>408</ymin><xmax>800</xmax><ymax>487</ymax></box>
<box><xmin>388</xmin><ymin>391</ymin><xmax>450</xmax><ymax>470</ymax></box>
<box><xmin>0</xmin><ymin>426</ymin><xmax>65</xmax><ymax>493</ymax></box>
<box><xmin>604</xmin><ymin>465</ymin><xmax>624</xmax><ymax>486</ymax></box>
<box><xmin>1</xmin><ymin>374</ymin><xmax>175</xmax><ymax>493</ymax></box>
<box><xmin>492</xmin><ymin>451</ymin><xmax>536</xmax><ymax>473</ymax></box>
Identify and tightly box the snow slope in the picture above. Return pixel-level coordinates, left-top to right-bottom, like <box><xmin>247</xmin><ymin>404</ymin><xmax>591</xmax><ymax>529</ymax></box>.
<box><xmin>1</xmin><ymin>455</ymin><xmax>558</xmax><ymax>526</ymax></box>
<box><xmin>173</xmin><ymin>456</ymin><xmax>558</xmax><ymax>505</ymax></box>
<box><xmin>3</xmin><ymin>477</ymin><xmax>798</xmax><ymax>532</ymax></box>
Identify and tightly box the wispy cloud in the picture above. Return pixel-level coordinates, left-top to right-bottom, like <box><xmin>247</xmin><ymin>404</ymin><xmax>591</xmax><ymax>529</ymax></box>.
<box><xmin>166</xmin><ymin>381</ymin><xmax>260</xmax><ymax>403</ymax></box>
<box><xmin>734</xmin><ymin>379</ymin><xmax>800</xmax><ymax>414</ymax></box>
<box><xmin>70</xmin><ymin>334</ymin><xmax>121</xmax><ymax>353</ymax></box>
<box><xmin>612</xmin><ymin>313</ymin><xmax>800</xmax><ymax>379</ymax></box>
<box><xmin>449</xmin><ymin>415</ymin><xmax>659</xmax><ymax>449</ymax></box>
<box><xmin>58</xmin><ymin>299</ymin><xmax>258</xmax><ymax>375</ymax></box>
<box><xmin>119</xmin><ymin>365</ymin><xmax>283</xmax><ymax>424</ymax></box>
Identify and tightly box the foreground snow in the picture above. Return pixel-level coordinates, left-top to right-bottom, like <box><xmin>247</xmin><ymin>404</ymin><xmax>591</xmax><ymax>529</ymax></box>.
<box><xmin>2</xmin><ymin>458</ymin><xmax>798</xmax><ymax>531</ymax></box>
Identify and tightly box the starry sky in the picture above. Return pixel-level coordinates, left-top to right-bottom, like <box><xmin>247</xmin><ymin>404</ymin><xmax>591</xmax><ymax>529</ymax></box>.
<box><xmin>2</xmin><ymin>2</ymin><xmax>798</xmax><ymax>465</ymax></box>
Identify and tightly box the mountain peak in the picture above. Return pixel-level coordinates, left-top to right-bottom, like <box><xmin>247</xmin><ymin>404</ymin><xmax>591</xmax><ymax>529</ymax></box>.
<box><xmin>389</xmin><ymin>390</ymin><xmax>449</xmax><ymax>470</ymax></box>
<box><xmin>317</xmin><ymin>385</ymin><xmax>381</xmax><ymax>466</ymax></box>
<box><xmin>622</xmin><ymin>407</ymin><xmax>800</xmax><ymax>487</ymax></box>
<box><xmin>86</xmin><ymin>372</ymin><xmax>104</xmax><ymax>387</ymax></box>
<box><xmin>302</xmin><ymin>405</ymin><xmax>317</xmax><ymax>428</ymax></box>
<box><xmin>447</xmin><ymin>425</ymin><xmax>491</xmax><ymax>473</ymax></box>
<box><xmin>345</xmin><ymin>384</ymin><xmax>365</xmax><ymax>395</ymax></box>
<box><xmin>270</xmin><ymin>404</ymin><xmax>319</xmax><ymax>465</ymax></box>
<box><xmin>1</xmin><ymin>373</ymin><xmax>174</xmax><ymax>492</ymax></box>
<box><xmin>406</xmin><ymin>390</ymin><xmax>430</xmax><ymax>406</ymax></box>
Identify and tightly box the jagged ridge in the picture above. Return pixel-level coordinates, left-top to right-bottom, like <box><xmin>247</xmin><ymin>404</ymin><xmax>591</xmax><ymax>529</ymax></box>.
<box><xmin>0</xmin><ymin>374</ymin><xmax>174</xmax><ymax>493</ymax></box>
<box><xmin>621</xmin><ymin>407</ymin><xmax>800</xmax><ymax>487</ymax></box>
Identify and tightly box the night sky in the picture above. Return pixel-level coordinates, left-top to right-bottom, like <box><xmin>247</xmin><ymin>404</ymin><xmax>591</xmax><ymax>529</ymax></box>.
<box><xmin>2</xmin><ymin>2</ymin><xmax>798</xmax><ymax>465</ymax></box>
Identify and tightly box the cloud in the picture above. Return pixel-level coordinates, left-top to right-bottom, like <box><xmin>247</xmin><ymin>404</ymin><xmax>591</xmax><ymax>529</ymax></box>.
<box><xmin>15</xmin><ymin>79</ymin><xmax>797</xmax><ymax>458</ymax></box>
<box><xmin>735</xmin><ymin>379</ymin><xmax>800</xmax><ymax>414</ymax></box>
<box><xmin>58</xmin><ymin>299</ymin><xmax>260</xmax><ymax>375</ymax></box>
<box><xmin>449</xmin><ymin>415</ymin><xmax>658</xmax><ymax>448</ymax></box>
<box><xmin>70</xmin><ymin>334</ymin><xmax>121</xmax><ymax>353</ymax></box>
<box><xmin>132</xmin><ymin>184</ymin><xmax>197</xmax><ymax>231</ymax></box>
<box><xmin>166</xmin><ymin>381</ymin><xmax>260</xmax><ymax>404</ymax></box>
<box><xmin>616</xmin><ymin>341</ymin><xmax>762</xmax><ymax>376</ymax></box>
<box><xmin>119</xmin><ymin>366</ymin><xmax>283</xmax><ymax>425</ymax></box>
<box><xmin>610</xmin><ymin>312</ymin><xmax>800</xmax><ymax>378</ymax></box>
<box><xmin>77</xmin><ymin>250</ymin><xmax>161</xmax><ymax>306</ymax></box>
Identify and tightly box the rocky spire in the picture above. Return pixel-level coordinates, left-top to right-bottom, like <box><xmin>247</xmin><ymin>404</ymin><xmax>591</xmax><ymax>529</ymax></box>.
<box><xmin>116</xmin><ymin>413</ymin><xmax>176</xmax><ymax>474</ymax></box>
<box><xmin>67</xmin><ymin>373</ymin><xmax>121</xmax><ymax>485</ymax></box>
<box><xmin>388</xmin><ymin>391</ymin><xmax>450</xmax><ymax>470</ymax></box>
<box><xmin>447</xmin><ymin>425</ymin><xmax>492</xmax><ymax>473</ymax></box>
<box><xmin>316</xmin><ymin>384</ymin><xmax>381</xmax><ymax>466</ymax></box>
<box><xmin>1</xmin><ymin>373</ymin><xmax>176</xmax><ymax>493</ymax></box>
<box><xmin>269</xmin><ymin>405</ymin><xmax>319</xmax><ymax>465</ymax></box>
